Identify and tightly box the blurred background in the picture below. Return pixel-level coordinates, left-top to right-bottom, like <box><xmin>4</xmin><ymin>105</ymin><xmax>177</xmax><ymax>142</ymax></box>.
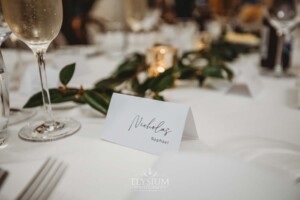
<box><xmin>2</xmin><ymin>0</ymin><xmax>300</xmax><ymax>72</ymax></box>
<box><xmin>2</xmin><ymin>0</ymin><xmax>265</xmax><ymax>46</ymax></box>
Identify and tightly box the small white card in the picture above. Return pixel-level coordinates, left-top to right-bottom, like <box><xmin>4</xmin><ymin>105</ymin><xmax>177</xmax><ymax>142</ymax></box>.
<box><xmin>102</xmin><ymin>93</ymin><xmax>198</xmax><ymax>155</ymax></box>
<box><xmin>228</xmin><ymin>68</ymin><xmax>262</xmax><ymax>97</ymax></box>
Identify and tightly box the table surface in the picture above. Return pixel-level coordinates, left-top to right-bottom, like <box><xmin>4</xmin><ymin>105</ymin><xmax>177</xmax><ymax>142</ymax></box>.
<box><xmin>0</xmin><ymin>47</ymin><xmax>300</xmax><ymax>200</ymax></box>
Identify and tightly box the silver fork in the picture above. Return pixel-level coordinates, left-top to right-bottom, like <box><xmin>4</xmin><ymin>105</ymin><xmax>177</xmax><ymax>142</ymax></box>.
<box><xmin>16</xmin><ymin>157</ymin><xmax>67</xmax><ymax>200</ymax></box>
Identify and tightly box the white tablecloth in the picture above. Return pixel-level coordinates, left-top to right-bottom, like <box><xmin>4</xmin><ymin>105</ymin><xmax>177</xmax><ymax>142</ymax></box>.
<box><xmin>0</xmin><ymin>47</ymin><xmax>300</xmax><ymax>199</ymax></box>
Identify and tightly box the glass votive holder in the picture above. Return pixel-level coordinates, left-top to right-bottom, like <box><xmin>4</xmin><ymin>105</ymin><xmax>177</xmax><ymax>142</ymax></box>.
<box><xmin>146</xmin><ymin>45</ymin><xmax>177</xmax><ymax>77</ymax></box>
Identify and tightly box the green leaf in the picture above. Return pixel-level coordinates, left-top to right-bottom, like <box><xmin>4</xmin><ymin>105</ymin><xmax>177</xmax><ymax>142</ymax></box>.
<box><xmin>153</xmin><ymin>94</ymin><xmax>165</xmax><ymax>101</ymax></box>
<box><xmin>149</xmin><ymin>70</ymin><xmax>175</xmax><ymax>92</ymax></box>
<box><xmin>82</xmin><ymin>90</ymin><xmax>110</xmax><ymax>115</ymax></box>
<box><xmin>131</xmin><ymin>77</ymin><xmax>141</xmax><ymax>93</ymax></box>
<box><xmin>153</xmin><ymin>76</ymin><xmax>175</xmax><ymax>92</ymax></box>
<box><xmin>221</xmin><ymin>65</ymin><xmax>234</xmax><ymax>81</ymax></box>
<box><xmin>95</xmin><ymin>78</ymin><xmax>125</xmax><ymax>89</ymax></box>
<box><xmin>92</xmin><ymin>87</ymin><xmax>115</xmax><ymax>96</ymax></box>
<box><xmin>23</xmin><ymin>91</ymin><xmax>44</xmax><ymax>108</ymax></box>
<box><xmin>23</xmin><ymin>88</ymin><xmax>79</xmax><ymax>108</ymax></box>
<box><xmin>202</xmin><ymin>66</ymin><xmax>224</xmax><ymax>79</ymax></box>
<box><xmin>178</xmin><ymin>65</ymin><xmax>198</xmax><ymax>79</ymax></box>
<box><xmin>60</xmin><ymin>63</ymin><xmax>76</xmax><ymax>85</ymax></box>
<box><xmin>111</xmin><ymin>53</ymin><xmax>145</xmax><ymax>79</ymax></box>
<box><xmin>95</xmin><ymin>54</ymin><xmax>145</xmax><ymax>89</ymax></box>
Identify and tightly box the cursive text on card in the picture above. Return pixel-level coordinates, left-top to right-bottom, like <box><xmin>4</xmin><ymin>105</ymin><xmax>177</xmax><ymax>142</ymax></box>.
<box><xmin>128</xmin><ymin>115</ymin><xmax>172</xmax><ymax>136</ymax></box>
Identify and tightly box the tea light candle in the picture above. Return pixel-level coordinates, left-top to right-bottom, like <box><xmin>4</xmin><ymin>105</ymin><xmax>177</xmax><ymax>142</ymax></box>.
<box><xmin>146</xmin><ymin>45</ymin><xmax>177</xmax><ymax>77</ymax></box>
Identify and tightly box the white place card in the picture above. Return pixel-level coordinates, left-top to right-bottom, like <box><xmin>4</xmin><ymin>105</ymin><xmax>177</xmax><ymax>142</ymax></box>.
<box><xmin>102</xmin><ymin>93</ymin><xmax>198</xmax><ymax>155</ymax></box>
<box><xmin>228</xmin><ymin>68</ymin><xmax>262</xmax><ymax>97</ymax></box>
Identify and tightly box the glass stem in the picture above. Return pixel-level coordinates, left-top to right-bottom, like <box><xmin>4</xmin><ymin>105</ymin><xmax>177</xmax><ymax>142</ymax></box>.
<box><xmin>36</xmin><ymin>51</ymin><xmax>54</xmax><ymax>122</ymax></box>
<box><xmin>274</xmin><ymin>31</ymin><xmax>285</xmax><ymax>77</ymax></box>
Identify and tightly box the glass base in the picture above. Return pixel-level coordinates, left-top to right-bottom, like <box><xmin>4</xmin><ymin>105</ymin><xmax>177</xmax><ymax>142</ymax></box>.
<box><xmin>19</xmin><ymin>118</ymin><xmax>80</xmax><ymax>142</ymax></box>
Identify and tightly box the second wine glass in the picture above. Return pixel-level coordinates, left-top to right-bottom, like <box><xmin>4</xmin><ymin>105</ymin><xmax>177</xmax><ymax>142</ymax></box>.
<box><xmin>1</xmin><ymin>0</ymin><xmax>80</xmax><ymax>141</ymax></box>
<box><xmin>265</xmin><ymin>0</ymin><xmax>300</xmax><ymax>76</ymax></box>
<box><xmin>124</xmin><ymin>0</ymin><xmax>162</xmax><ymax>52</ymax></box>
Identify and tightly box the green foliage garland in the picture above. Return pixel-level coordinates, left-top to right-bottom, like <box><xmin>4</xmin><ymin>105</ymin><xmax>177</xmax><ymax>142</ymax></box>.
<box><xmin>24</xmin><ymin>38</ymin><xmax>252</xmax><ymax>115</ymax></box>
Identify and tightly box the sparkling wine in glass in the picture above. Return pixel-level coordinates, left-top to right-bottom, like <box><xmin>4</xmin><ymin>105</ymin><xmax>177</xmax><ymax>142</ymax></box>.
<box><xmin>265</xmin><ymin>0</ymin><xmax>300</xmax><ymax>76</ymax></box>
<box><xmin>1</xmin><ymin>0</ymin><xmax>80</xmax><ymax>141</ymax></box>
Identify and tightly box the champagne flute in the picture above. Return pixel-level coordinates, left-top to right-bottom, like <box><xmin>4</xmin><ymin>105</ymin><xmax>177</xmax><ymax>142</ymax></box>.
<box><xmin>264</xmin><ymin>0</ymin><xmax>300</xmax><ymax>76</ymax></box>
<box><xmin>209</xmin><ymin>0</ymin><xmax>240</xmax><ymax>32</ymax></box>
<box><xmin>0</xmin><ymin>6</ymin><xmax>10</xmax><ymax>147</ymax></box>
<box><xmin>125</xmin><ymin>0</ymin><xmax>161</xmax><ymax>32</ymax></box>
<box><xmin>125</xmin><ymin>0</ymin><xmax>148</xmax><ymax>33</ymax></box>
<box><xmin>124</xmin><ymin>0</ymin><xmax>161</xmax><ymax>51</ymax></box>
<box><xmin>0</xmin><ymin>7</ymin><xmax>37</xmax><ymax>128</ymax></box>
<box><xmin>0</xmin><ymin>10</ymin><xmax>10</xmax><ymax>43</ymax></box>
<box><xmin>1</xmin><ymin>0</ymin><xmax>80</xmax><ymax>141</ymax></box>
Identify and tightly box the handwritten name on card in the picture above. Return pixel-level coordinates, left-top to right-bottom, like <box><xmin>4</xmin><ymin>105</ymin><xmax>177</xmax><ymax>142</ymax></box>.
<box><xmin>102</xmin><ymin>93</ymin><xmax>198</xmax><ymax>155</ymax></box>
<box><xmin>128</xmin><ymin>115</ymin><xmax>172</xmax><ymax>136</ymax></box>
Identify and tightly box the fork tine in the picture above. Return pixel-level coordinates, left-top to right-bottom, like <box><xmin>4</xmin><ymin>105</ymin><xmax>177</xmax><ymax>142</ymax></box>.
<box><xmin>28</xmin><ymin>159</ymin><xmax>62</xmax><ymax>200</ymax></box>
<box><xmin>16</xmin><ymin>158</ymin><xmax>56</xmax><ymax>200</ymax></box>
<box><xmin>36</xmin><ymin>162</ymin><xmax>67</xmax><ymax>200</ymax></box>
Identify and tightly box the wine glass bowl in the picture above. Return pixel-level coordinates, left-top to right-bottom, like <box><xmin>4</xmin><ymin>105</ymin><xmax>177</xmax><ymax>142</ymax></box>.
<box><xmin>125</xmin><ymin>0</ymin><xmax>147</xmax><ymax>33</ymax></box>
<box><xmin>1</xmin><ymin>0</ymin><xmax>80</xmax><ymax>142</ymax></box>
<box><xmin>0</xmin><ymin>5</ymin><xmax>11</xmax><ymax>44</ymax></box>
<box><xmin>125</xmin><ymin>0</ymin><xmax>161</xmax><ymax>33</ymax></box>
<box><xmin>1</xmin><ymin>0</ymin><xmax>63</xmax><ymax>50</ymax></box>
<box><xmin>209</xmin><ymin>0</ymin><xmax>240</xmax><ymax>31</ymax></box>
<box><xmin>264</xmin><ymin>0</ymin><xmax>300</xmax><ymax>76</ymax></box>
<box><xmin>124</xmin><ymin>0</ymin><xmax>162</xmax><ymax>52</ymax></box>
<box><xmin>0</xmin><ymin>19</ymin><xmax>10</xmax><ymax>44</ymax></box>
<box><xmin>267</xmin><ymin>0</ymin><xmax>297</xmax><ymax>32</ymax></box>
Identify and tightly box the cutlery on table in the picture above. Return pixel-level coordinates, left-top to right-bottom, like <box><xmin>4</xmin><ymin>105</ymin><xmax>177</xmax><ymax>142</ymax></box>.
<box><xmin>16</xmin><ymin>158</ymin><xmax>67</xmax><ymax>200</ymax></box>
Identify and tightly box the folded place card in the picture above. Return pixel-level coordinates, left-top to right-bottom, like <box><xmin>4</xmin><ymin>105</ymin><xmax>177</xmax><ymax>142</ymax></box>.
<box><xmin>227</xmin><ymin>67</ymin><xmax>262</xmax><ymax>97</ymax></box>
<box><xmin>102</xmin><ymin>93</ymin><xmax>198</xmax><ymax>155</ymax></box>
